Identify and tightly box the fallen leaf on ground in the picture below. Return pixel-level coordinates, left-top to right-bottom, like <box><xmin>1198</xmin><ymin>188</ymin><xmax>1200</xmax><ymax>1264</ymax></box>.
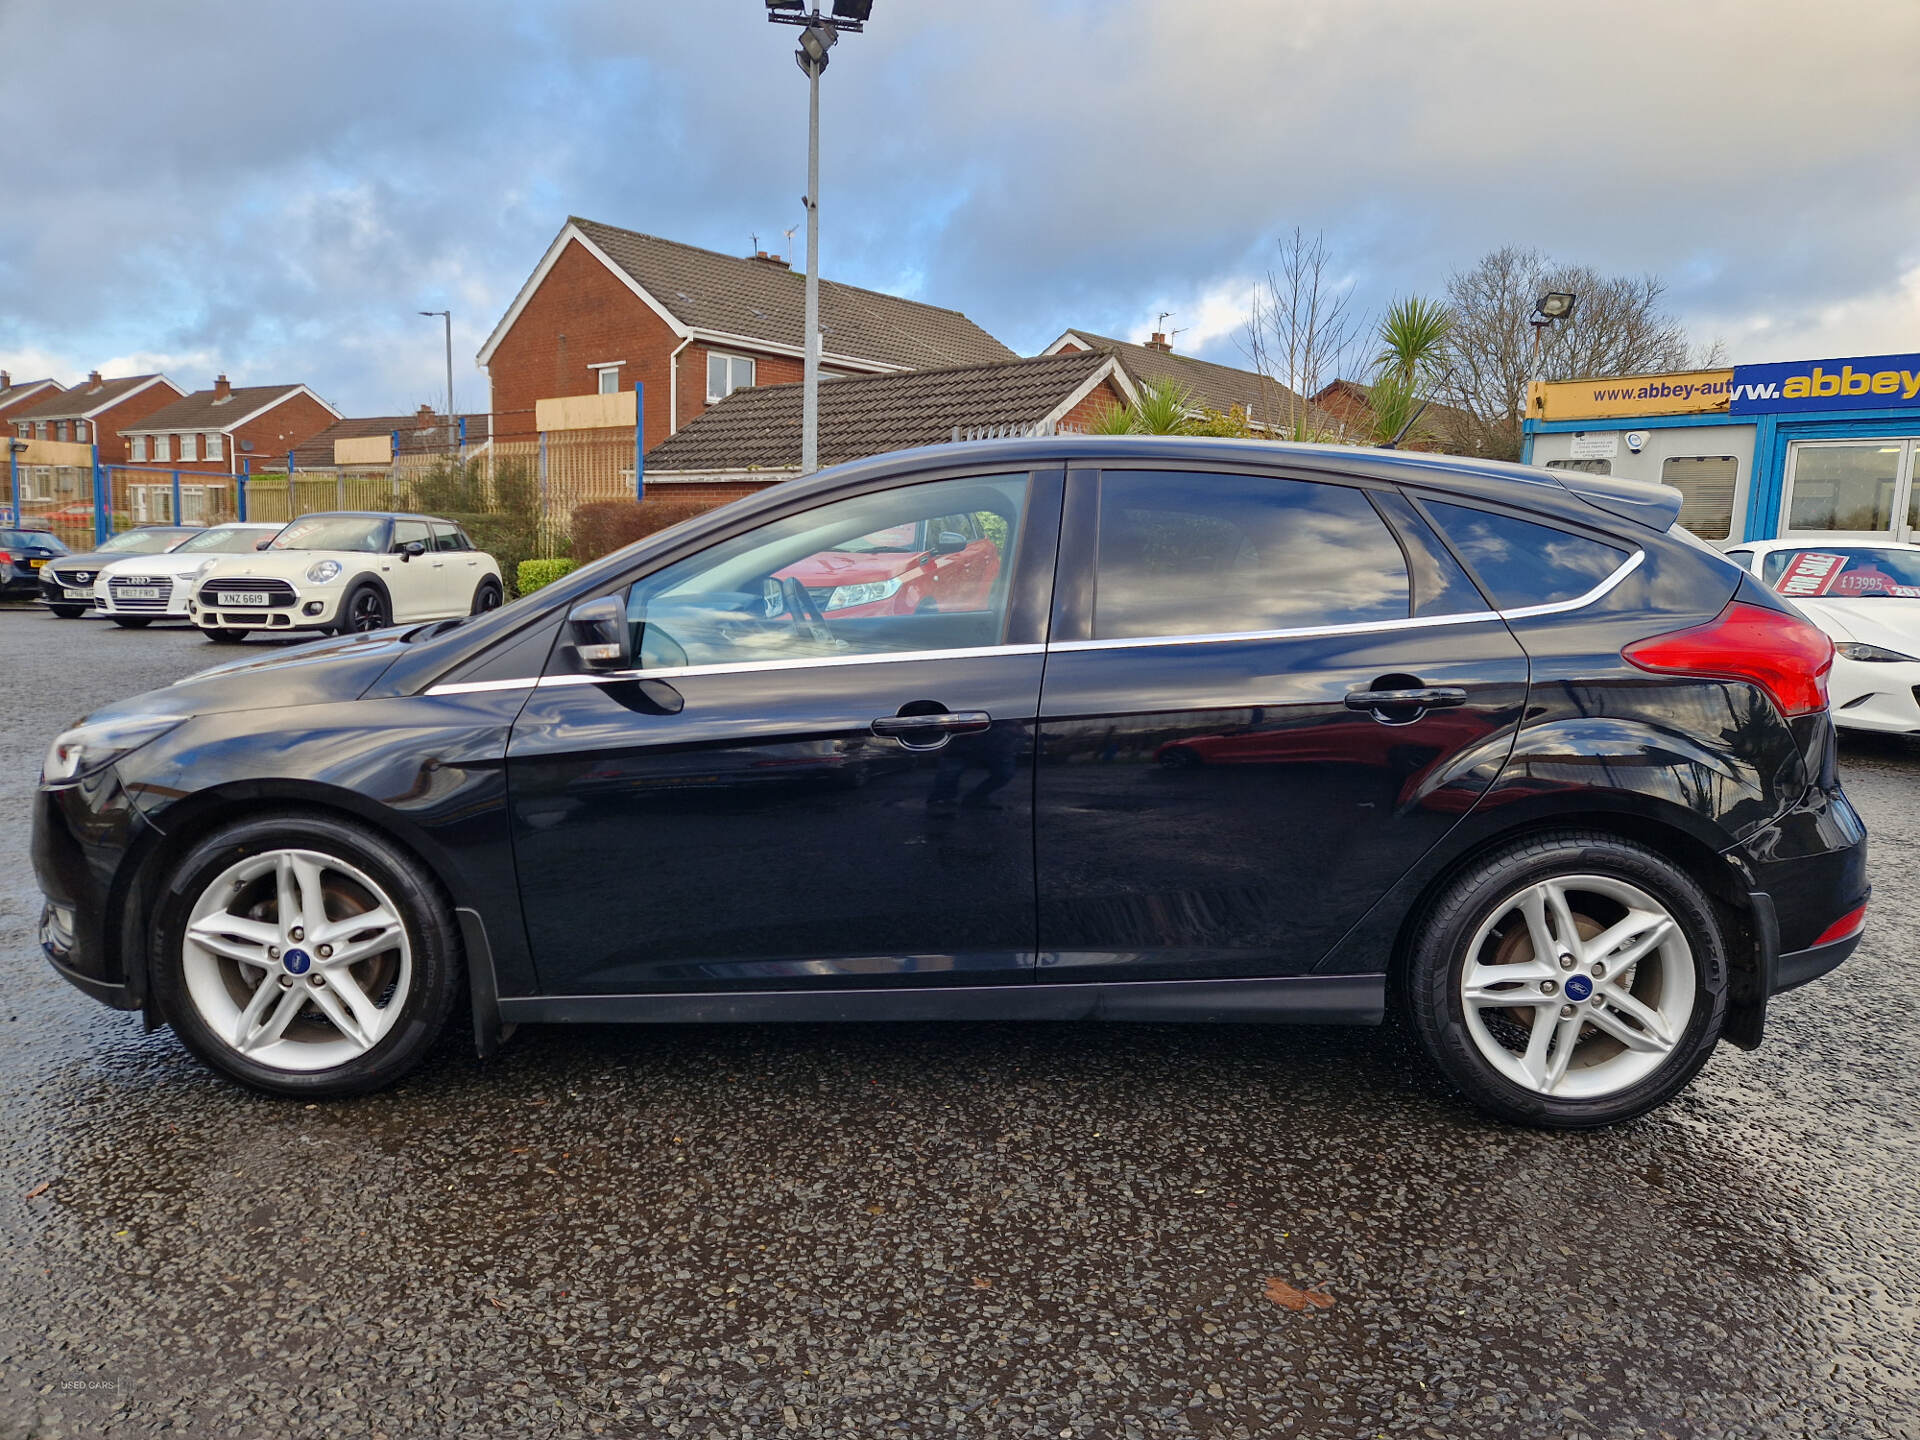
<box><xmin>25</xmin><ymin>1182</ymin><xmax>50</xmax><ymax>1200</ymax></box>
<box><xmin>1262</xmin><ymin>1277</ymin><xmax>1334</xmax><ymax>1311</ymax></box>
<box><xmin>970</xmin><ymin>1277</ymin><xmax>992</xmax><ymax>1289</ymax></box>
<box><xmin>488</xmin><ymin>1296</ymin><xmax>508</xmax><ymax>1310</ymax></box>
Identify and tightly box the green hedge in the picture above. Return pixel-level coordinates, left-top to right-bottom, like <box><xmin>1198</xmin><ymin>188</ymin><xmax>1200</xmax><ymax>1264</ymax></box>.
<box><xmin>517</xmin><ymin>558</ymin><xmax>577</xmax><ymax>594</ymax></box>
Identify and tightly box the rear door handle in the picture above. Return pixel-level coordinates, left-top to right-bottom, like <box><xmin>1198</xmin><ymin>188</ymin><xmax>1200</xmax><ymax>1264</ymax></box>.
<box><xmin>871</xmin><ymin>711</ymin><xmax>991</xmax><ymax>750</ymax></box>
<box><xmin>1344</xmin><ymin>687</ymin><xmax>1469</xmax><ymax>710</ymax></box>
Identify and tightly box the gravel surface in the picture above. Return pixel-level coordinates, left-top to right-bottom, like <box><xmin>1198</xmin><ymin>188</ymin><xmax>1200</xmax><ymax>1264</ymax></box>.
<box><xmin>3</xmin><ymin>612</ymin><xmax>1918</xmax><ymax>1439</ymax></box>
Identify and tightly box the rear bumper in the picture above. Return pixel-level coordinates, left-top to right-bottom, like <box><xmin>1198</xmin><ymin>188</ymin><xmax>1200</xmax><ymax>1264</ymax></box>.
<box><xmin>1775</xmin><ymin>929</ymin><xmax>1863</xmax><ymax>993</ymax></box>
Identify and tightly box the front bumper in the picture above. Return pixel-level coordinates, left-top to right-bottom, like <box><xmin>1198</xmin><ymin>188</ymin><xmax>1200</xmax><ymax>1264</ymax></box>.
<box><xmin>97</xmin><ymin>578</ymin><xmax>193</xmax><ymax>618</ymax></box>
<box><xmin>39</xmin><ymin>577</ymin><xmax>95</xmax><ymax>607</ymax></box>
<box><xmin>190</xmin><ymin>585</ymin><xmax>341</xmax><ymax>632</ymax></box>
<box><xmin>32</xmin><ymin>769</ymin><xmax>155</xmax><ymax>1012</ymax></box>
<box><xmin>1827</xmin><ymin>657</ymin><xmax>1920</xmax><ymax>733</ymax></box>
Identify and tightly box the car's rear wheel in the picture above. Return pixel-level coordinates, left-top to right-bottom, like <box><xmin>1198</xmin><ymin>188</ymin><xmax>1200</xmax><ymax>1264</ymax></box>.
<box><xmin>111</xmin><ymin>616</ymin><xmax>153</xmax><ymax>629</ymax></box>
<box><xmin>341</xmin><ymin>583</ymin><xmax>389</xmax><ymax>633</ymax></box>
<box><xmin>205</xmin><ymin>627</ymin><xmax>247</xmax><ymax>644</ymax></box>
<box><xmin>1405</xmin><ymin>831</ymin><xmax>1727</xmax><ymax>1128</ymax></box>
<box><xmin>151</xmin><ymin>814</ymin><xmax>461</xmax><ymax>1097</ymax></box>
<box><xmin>470</xmin><ymin>577</ymin><xmax>503</xmax><ymax>614</ymax></box>
<box><xmin>48</xmin><ymin>605</ymin><xmax>85</xmax><ymax>619</ymax></box>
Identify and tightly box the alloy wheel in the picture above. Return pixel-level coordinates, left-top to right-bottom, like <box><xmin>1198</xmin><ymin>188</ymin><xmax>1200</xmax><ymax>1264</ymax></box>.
<box><xmin>349</xmin><ymin>590</ymin><xmax>386</xmax><ymax>631</ymax></box>
<box><xmin>1458</xmin><ymin>873</ymin><xmax>1696</xmax><ymax>1099</ymax></box>
<box><xmin>179</xmin><ymin>848</ymin><xmax>412</xmax><ymax>1072</ymax></box>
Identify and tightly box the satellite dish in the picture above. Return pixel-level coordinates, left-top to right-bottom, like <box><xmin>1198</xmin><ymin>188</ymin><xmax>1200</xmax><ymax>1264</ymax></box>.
<box><xmin>241</xmin><ymin>439</ymin><xmax>255</xmax><ymax>452</ymax></box>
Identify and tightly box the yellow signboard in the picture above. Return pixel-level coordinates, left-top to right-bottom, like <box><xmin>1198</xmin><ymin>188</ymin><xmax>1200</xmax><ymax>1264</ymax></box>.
<box><xmin>333</xmin><ymin>434</ymin><xmax>394</xmax><ymax>466</ymax></box>
<box><xmin>1528</xmin><ymin>368</ymin><xmax>1734</xmax><ymax>422</ymax></box>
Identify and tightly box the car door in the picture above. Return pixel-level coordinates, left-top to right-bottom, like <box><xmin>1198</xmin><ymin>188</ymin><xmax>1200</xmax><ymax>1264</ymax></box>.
<box><xmin>506</xmin><ymin>467</ymin><xmax>1063</xmax><ymax>995</ymax></box>
<box><xmin>1034</xmin><ymin>467</ymin><xmax>1530</xmax><ymax>982</ymax></box>
<box><xmin>388</xmin><ymin>519</ymin><xmax>436</xmax><ymax>620</ymax></box>
<box><xmin>431</xmin><ymin>522</ymin><xmax>480</xmax><ymax>612</ymax></box>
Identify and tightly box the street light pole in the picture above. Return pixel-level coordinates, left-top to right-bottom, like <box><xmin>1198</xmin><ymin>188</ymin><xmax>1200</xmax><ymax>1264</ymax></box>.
<box><xmin>419</xmin><ymin>309</ymin><xmax>455</xmax><ymax>464</ymax></box>
<box><xmin>802</xmin><ymin>51</ymin><xmax>822</xmax><ymax>475</ymax></box>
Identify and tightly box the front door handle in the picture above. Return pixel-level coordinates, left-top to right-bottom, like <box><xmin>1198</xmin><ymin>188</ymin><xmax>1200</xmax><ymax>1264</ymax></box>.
<box><xmin>871</xmin><ymin>711</ymin><xmax>991</xmax><ymax>750</ymax></box>
<box><xmin>1344</xmin><ymin>686</ymin><xmax>1468</xmax><ymax>712</ymax></box>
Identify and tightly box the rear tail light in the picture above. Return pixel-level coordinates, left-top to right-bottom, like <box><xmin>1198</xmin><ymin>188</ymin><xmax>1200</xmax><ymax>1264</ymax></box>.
<box><xmin>1622</xmin><ymin>600</ymin><xmax>1834</xmax><ymax>717</ymax></box>
<box><xmin>1812</xmin><ymin>902</ymin><xmax>1867</xmax><ymax>947</ymax></box>
<box><xmin>0</xmin><ymin>551</ymin><xmax>11</xmax><ymax>566</ymax></box>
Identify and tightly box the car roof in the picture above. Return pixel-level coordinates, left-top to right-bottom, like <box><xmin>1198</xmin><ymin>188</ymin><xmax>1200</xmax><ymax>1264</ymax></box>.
<box><xmin>287</xmin><ymin>510</ymin><xmax>452</xmax><ymax>524</ymax></box>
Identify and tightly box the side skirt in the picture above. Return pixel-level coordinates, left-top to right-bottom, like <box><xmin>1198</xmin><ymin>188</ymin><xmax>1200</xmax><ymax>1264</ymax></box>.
<box><xmin>496</xmin><ymin>973</ymin><xmax>1385</xmax><ymax>1027</ymax></box>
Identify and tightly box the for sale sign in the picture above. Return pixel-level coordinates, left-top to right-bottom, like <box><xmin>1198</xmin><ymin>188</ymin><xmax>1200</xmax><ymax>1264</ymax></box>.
<box><xmin>1775</xmin><ymin>551</ymin><xmax>1847</xmax><ymax>598</ymax></box>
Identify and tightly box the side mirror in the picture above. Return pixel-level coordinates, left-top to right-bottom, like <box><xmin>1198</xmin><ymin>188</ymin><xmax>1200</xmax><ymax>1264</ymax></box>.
<box><xmin>933</xmin><ymin>530</ymin><xmax>968</xmax><ymax>556</ymax></box>
<box><xmin>399</xmin><ymin>540</ymin><xmax>427</xmax><ymax>559</ymax></box>
<box><xmin>568</xmin><ymin>595</ymin><xmax>631</xmax><ymax>670</ymax></box>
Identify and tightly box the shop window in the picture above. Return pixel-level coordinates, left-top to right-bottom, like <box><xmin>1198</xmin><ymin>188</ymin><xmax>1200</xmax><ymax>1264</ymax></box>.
<box><xmin>1545</xmin><ymin>458</ymin><xmax>1612</xmax><ymax>475</ymax></box>
<box><xmin>1787</xmin><ymin>443</ymin><xmax>1901</xmax><ymax>533</ymax></box>
<box><xmin>1660</xmin><ymin>456</ymin><xmax>1736</xmax><ymax>540</ymax></box>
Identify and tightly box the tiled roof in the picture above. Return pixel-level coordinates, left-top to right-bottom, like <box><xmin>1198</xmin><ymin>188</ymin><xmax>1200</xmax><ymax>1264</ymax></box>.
<box><xmin>16</xmin><ymin>375</ymin><xmax>169</xmax><ymax>421</ymax></box>
<box><xmin>0</xmin><ymin>378</ymin><xmax>61</xmax><ymax>412</ymax></box>
<box><xmin>125</xmin><ymin>384</ymin><xmax>316</xmax><ymax>433</ymax></box>
<box><xmin>1051</xmin><ymin>331</ymin><xmax>1331</xmax><ymax>432</ymax></box>
<box><xmin>571</xmin><ymin>217</ymin><xmax>1017</xmax><ymax>372</ymax></box>
<box><xmin>291</xmin><ymin>413</ymin><xmax>491</xmax><ymax>468</ymax></box>
<box><xmin>648</xmin><ymin>351</ymin><xmax>1113</xmax><ymax>474</ymax></box>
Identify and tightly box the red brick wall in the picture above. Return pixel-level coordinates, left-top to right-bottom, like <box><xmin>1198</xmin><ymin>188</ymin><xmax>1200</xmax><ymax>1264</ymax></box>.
<box><xmin>647</xmin><ymin>479</ymin><xmax>782</xmax><ymax>509</ymax></box>
<box><xmin>1060</xmin><ymin>378</ymin><xmax>1127</xmax><ymax>430</ymax></box>
<box><xmin>487</xmin><ymin>238</ymin><xmax>683</xmax><ymax>448</ymax></box>
<box><xmin>86</xmin><ymin>382</ymin><xmax>186</xmax><ymax>465</ymax></box>
<box><xmin>0</xmin><ymin>383</ymin><xmax>62</xmax><ymax>427</ymax></box>
<box><xmin>678</xmin><ymin>343</ymin><xmax>804</xmax><ymax>431</ymax></box>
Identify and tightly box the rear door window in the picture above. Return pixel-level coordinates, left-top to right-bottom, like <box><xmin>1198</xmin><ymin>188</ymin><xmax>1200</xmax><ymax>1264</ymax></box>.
<box><xmin>1422</xmin><ymin>500</ymin><xmax>1628</xmax><ymax>609</ymax></box>
<box><xmin>1092</xmin><ymin>471</ymin><xmax>1409</xmax><ymax>639</ymax></box>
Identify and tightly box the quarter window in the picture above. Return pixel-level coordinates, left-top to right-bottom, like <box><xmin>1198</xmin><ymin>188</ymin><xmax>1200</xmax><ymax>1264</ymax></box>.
<box><xmin>431</xmin><ymin>523</ymin><xmax>465</xmax><ymax>552</ymax></box>
<box><xmin>621</xmin><ymin>474</ymin><xmax>1029</xmax><ymax>672</ymax></box>
<box><xmin>1091</xmin><ymin>471</ymin><xmax>1409</xmax><ymax>640</ymax></box>
<box><xmin>1423</xmin><ymin>501</ymin><xmax>1628</xmax><ymax>609</ymax></box>
<box><xmin>1661</xmin><ymin>456</ymin><xmax>1737</xmax><ymax>540</ymax></box>
<box><xmin>706</xmin><ymin>353</ymin><xmax>755</xmax><ymax>404</ymax></box>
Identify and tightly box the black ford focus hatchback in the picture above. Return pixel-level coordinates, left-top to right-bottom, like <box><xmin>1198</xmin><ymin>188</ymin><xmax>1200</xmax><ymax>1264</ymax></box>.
<box><xmin>34</xmin><ymin>438</ymin><xmax>1867</xmax><ymax>1126</ymax></box>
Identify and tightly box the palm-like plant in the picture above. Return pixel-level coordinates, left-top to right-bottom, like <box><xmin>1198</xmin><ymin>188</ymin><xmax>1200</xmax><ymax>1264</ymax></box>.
<box><xmin>1369</xmin><ymin>296</ymin><xmax>1452</xmax><ymax>446</ymax></box>
<box><xmin>1092</xmin><ymin>378</ymin><xmax>1197</xmax><ymax>436</ymax></box>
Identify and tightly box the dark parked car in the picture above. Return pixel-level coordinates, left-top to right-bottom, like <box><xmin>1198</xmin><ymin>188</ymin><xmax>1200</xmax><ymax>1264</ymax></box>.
<box><xmin>39</xmin><ymin>525</ymin><xmax>200</xmax><ymax>617</ymax></box>
<box><xmin>0</xmin><ymin>526</ymin><xmax>69</xmax><ymax>597</ymax></box>
<box><xmin>33</xmin><ymin>438</ymin><xmax>1866</xmax><ymax>1127</ymax></box>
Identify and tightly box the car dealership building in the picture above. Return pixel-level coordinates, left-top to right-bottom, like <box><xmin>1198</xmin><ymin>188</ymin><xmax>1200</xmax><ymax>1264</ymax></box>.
<box><xmin>1521</xmin><ymin>350</ymin><xmax>1920</xmax><ymax>548</ymax></box>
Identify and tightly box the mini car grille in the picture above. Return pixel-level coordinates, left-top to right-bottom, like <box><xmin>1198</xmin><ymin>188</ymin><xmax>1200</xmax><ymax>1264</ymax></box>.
<box><xmin>107</xmin><ymin>575</ymin><xmax>176</xmax><ymax>611</ymax></box>
<box><xmin>198</xmin><ymin>577</ymin><xmax>296</xmax><ymax>607</ymax></box>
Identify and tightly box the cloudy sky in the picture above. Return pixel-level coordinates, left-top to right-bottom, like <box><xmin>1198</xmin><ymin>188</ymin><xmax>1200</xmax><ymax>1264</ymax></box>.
<box><xmin>3</xmin><ymin>0</ymin><xmax>1916</xmax><ymax>416</ymax></box>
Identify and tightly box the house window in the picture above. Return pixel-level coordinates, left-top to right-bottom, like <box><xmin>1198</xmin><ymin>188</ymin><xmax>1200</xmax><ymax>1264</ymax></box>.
<box><xmin>73</xmin><ymin>421</ymin><xmax>88</xmax><ymax>443</ymax></box>
<box><xmin>131</xmin><ymin>435</ymin><xmax>148</xmax><ymax>462</ymax></box>
<box><xmin>596</xmin><ymin>365</ymin><xmax>621</xmax><ymax>395</ymax></box>
<box><xmin>706</xmin><ymin>353</ymin><xmax>755</xmax><ymax>404</ymax></box>
<box><xmin>34</xmin><ymin>422</ymin><xmax>46</xmax><ymax>438</ymax></box>
<box><xmin>55</xmin><ymin>422</ymin><xmax>68</xmax><ymax>442</ymax></box>
<box><xmin>153</xmin><ymin>434</ymin><xmax>172</xmax><ymax>462</ymax></box>
<box><xmin>180</xmin><ymin>433</ymin><xmax>199</xmax><ymax>462</ymax></box>
<box><xmin>205</xmin><ymin>432</ymin><xmax>224</xmax><ymax>462</ymax></box>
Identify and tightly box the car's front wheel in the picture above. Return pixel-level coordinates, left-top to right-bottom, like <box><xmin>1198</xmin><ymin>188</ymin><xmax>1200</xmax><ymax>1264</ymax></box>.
<box><xmin>150</xmin><ymin>814</ymin><xmax>461</xmax><ymax>1097</ymax></box>
<box><xmin>48</xmin><ymin>604</ymin><xmax>85</xmax><ymax>619</ymax></box>
<box><xmin>340</xmin><ymin>583</ymin><xmax>390</xmax><ymax>633</ymax></box>
<box><xmin>205</xmin><ymin>627</ymin><xmax>247</xmax><ymax>644</ymax></box>
<box><xmin>111</xmin><ymin>616</ymin><xmax>153</xmax><ymax>629</ymax></box>
<box><xmin>1405</xmin><ymin>831</ymin><xmax>1727</xmax><ymax>1128</ymax></box>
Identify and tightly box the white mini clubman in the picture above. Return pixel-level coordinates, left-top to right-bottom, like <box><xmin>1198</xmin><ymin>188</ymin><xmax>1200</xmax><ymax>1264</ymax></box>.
<box><xmin>190</xmin><ymin>511</ymin><xmax>504</xmax><ymax>643</ymax></box>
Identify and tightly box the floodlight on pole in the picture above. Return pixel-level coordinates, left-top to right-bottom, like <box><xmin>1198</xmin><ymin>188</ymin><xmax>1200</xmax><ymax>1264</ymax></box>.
<box><xmin>418</xmin><ymin>310</ymin><xmax>455</xmax><ymax>462</ymax></box>
<box><xmin>1527</xmin><ymin>291</ymin><xmax>1580</xmax><ymax>402</ymax></box>
<box><xmin>767</xmin><ymin>6</ymin><xmax>874</xmax><ymax>474</ymax></box>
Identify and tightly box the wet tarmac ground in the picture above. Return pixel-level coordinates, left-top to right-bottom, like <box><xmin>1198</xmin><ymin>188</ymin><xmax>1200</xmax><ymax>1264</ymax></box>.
<box><xmin>2</xmin><ymin>613</ymin><xmax>1917</xmax><ymax>1439</ymax></box>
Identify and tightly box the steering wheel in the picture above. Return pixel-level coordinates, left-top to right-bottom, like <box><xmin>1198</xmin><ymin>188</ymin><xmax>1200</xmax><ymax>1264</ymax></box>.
<box><xmin>780</xmin><ymin>575</ymin><xmax>836</xmax><ymax>646</ymax></box>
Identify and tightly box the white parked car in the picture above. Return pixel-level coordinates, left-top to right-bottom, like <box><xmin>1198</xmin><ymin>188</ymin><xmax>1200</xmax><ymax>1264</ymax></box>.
<box><xmin>190</xmin><ymin>511</ymin><xmax>504</xmax><ymax>644</ymax></box>
<box><xmin>93</xmin><ymin>522</ymin><xmax>285</xmax><ymax>628</ymax></box>
<box><xmin>1725</xmin><ymin>538</ymin><xmax>1920</xmax><ymax>734</ymax></box>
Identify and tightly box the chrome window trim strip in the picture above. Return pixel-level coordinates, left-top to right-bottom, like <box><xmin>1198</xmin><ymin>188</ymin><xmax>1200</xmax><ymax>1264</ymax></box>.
<box><xmin>421</xmin><ymin>551</ymin><xmax>1642</xmax><ymax>696</ymax></box>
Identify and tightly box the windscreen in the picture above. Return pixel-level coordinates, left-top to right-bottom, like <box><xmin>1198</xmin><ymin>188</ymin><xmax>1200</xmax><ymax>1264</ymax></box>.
<box><xmin>99</xmin><ymin>529</ymin><xmax>191</xmax><ymax>555</ymax></box>
<box><xmin>270</xmin><ymin>516</ymin><xmax>387</xmax><ymax>552</ymax></box>
<box><xmin>174</xmin><ymin>526</ymin><xmax>278</xmax><ymax>554</ymax></box>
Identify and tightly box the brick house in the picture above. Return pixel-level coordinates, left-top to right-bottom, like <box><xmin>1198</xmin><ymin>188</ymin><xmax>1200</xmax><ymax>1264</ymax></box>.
<box><xmin>121</xmin><ymin>377</ymin><xmax>341</xmax><ymax>473</ymax></box>
<box><xmin>290</xmin><ymin>407</ymin><xmax>490</xmax><ymax>470</ymax></box>
<box><xmin>11</xmin><ymin>372</ymin><xmax>184</xmax><ymax>463</ymax></box>
<box><xmin>477</xmin><ymin>216</ymin><xmax>1017</xmax><ymax>448</ymax></box>
<box><xmin>0</xmin><ymin>372</ymin><xmax>63</xmax><ymax>427</ymax></box>
<box><xmin>1309</xmin><ymin>378</ymin><xmax>1490</xmax><ymax>454</ymax></box>
<box><xmin>1041</xmin><ymin>329</ymin><xmax>1332</xmax><ymax>435</ymax></box>
<box><xmin>643</xmin><ymin>350</ymin><xmax>1132</xmax><ymax>499</ymax></box>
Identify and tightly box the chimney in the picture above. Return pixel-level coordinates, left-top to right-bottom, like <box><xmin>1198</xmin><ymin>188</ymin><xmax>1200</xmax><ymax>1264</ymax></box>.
<box><xmin>213</xmin><ymin>373</ymin><xmax>232</xmax><ymax>400</ymax></box>
<box><xmin>417</xmin><ymin>403</ymin><xmax>436</xmax><ymax>422</ymax></box>
<box><xmin>88</xmin><ymin>369</ymin><xmax>103</xmax><ymax>388</ymax></box>
<box><xmin>748</xmin><ymin>250</ymin><xmax>792</xmax><ymax>269</ymax></box>
<box><xmin>0</xmin><ymin>371</ymin><xmax>10</xmax><ymax>389</ymax></box>
<box><xmin>1145</xmin><ymin>332</ymin><xmax>1173</xmax><ymax>353</ymax></box>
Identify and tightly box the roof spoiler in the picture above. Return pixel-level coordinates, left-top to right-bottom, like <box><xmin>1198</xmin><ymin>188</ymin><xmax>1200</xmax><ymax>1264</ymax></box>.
<box><xmin>1544</xmin><ymin>468</ymin><xmax>1684</xmax><ymax>532</ymax></box>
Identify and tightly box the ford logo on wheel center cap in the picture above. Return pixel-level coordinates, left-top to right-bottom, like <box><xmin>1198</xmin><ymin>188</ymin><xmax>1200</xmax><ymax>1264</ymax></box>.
<box><xmin>283</xmin><ymin>948</ymin><xmax>312</xmax><ymax>975</ymax></box>
<box><xmin>1564</xmin><ymin>974</ymin><xmax>1593</xmax><ymax>1002</ymax></box>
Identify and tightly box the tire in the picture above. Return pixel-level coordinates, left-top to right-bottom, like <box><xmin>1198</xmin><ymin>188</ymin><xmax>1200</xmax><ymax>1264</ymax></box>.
<box><xmin>205</xmin><ymin>628</ymin><xmax>247</xmax><ymax>644</ymax></box>
<box><xmin>470</xmin><ymin>577</ymin><xmax>503</xmax><ymax>615</ymax></box>
<box><xmin>150</xmin><ymin>813</ymin><xmax>462</xmax><ymax>1098</ymax></box>
<box><xmin>340</xmin><ymin>582</ymin><xmax>390</xmax><ymax>634</ymax></box>
<box><xmin>48</xmin><ymin>605</ymin><xmax>85</xmax><ymax>619</ymax></box>
<box><xmin>1404</xmin><ymin>830</ymin><xmax>1728</xmax><ymax>1129</ymax></box>
<box><xmin>111</xmin><ymin>616</ymin><xmax>153</xmax><ymax>629</ymax></box>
